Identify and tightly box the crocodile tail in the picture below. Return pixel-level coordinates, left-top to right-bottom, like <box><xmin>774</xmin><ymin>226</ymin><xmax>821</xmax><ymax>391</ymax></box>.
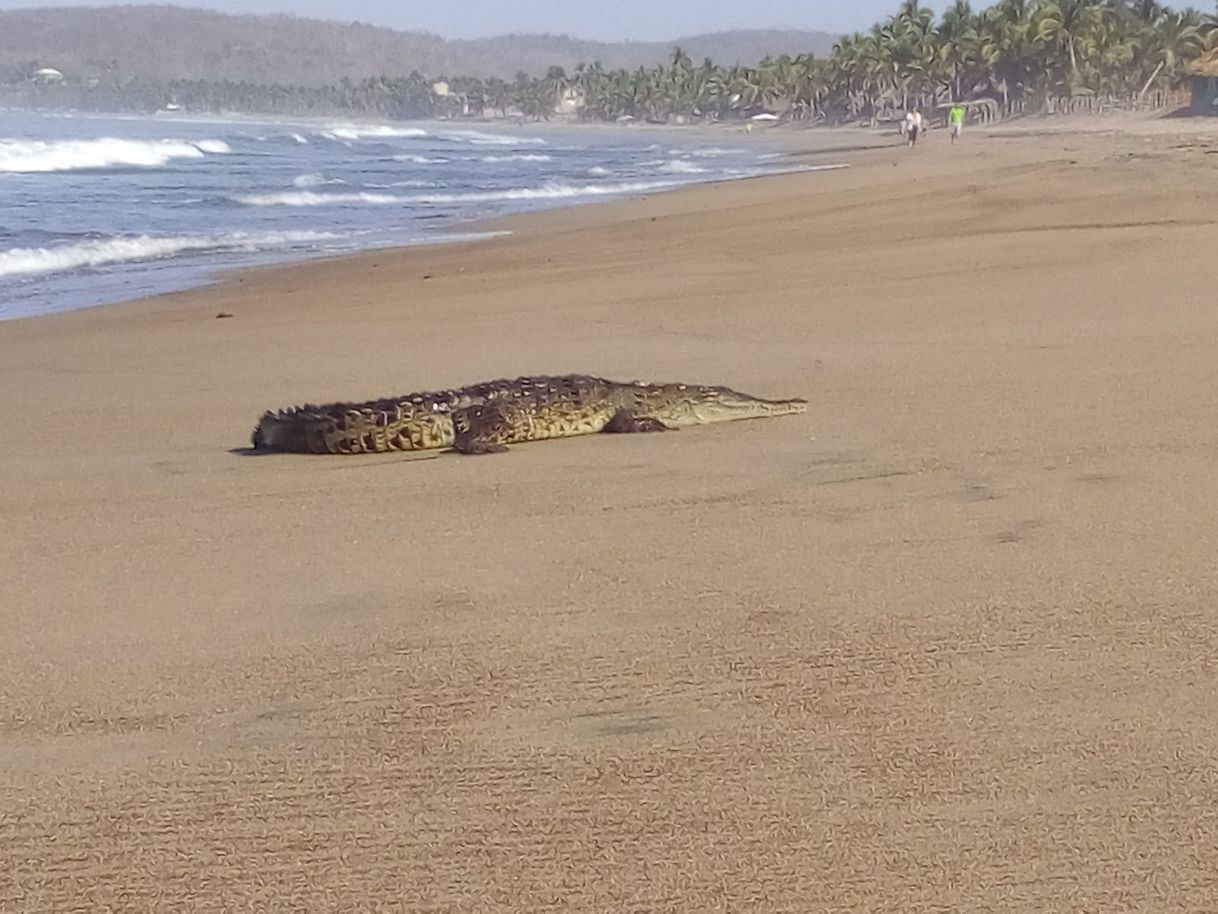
<box><xmin>252</xmin><ymin>401</ymin><xmax>459</xmax><ymax>453</ymax></box>
<box><xmin>251</xmin><ymin>409</ymin><xmax>312</xmax><ymax>452</ymax></box>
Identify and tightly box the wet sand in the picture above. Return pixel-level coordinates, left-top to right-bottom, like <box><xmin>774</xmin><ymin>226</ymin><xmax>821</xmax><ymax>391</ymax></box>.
<box><xmin>4</xmin><ymin>118</ymin><xmax>1218</xmax><ymax>910</ymax></box>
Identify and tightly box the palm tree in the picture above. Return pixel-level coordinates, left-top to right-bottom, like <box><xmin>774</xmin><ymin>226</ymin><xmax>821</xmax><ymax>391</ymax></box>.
<box><xmin>979</xmin><ymin>0</ymin><xmax>1037</xmax><ymax>110</ymax></box>
<box><xmin>483</xmin><ymin>76</ymin><xmax>511</xmax><ymax>118</ymax></box>
<box><xmin>79</xmin><ymin>0</ymin><xmax>1218</xmax><ymax>124</ymax></box>
<box><xmin>1079</xmin><ymin>8</ymin><xmax>1139</xmax><ymax>93</ymax></box>
<box><xmin>1110</xmin><ymin>0</ymin><xmax>1167</xmax><ymax>26</ymax></box>
<box><xmin>894</xmin><ymin>0</ymin><xmax>936</xmax><ymax>32</ymax></box>
<box><xmin>938</xmin><ymin>1</ymin><xmax>983</xmax><ymax>101</ymax></box>
<box><xmin>1035</xmin><ymin>0</ymin><xmax>1105</xmax><ymax>85</ymax></box>
<box><xmin>540</xmin><ymin>65</ymin><xmax>574</xmax><ymax>113</ymax></box>
<box><xmin>789</xmin><ymin>53</ymin><xmax>829</xmax><ymax>119</ymax></box>
<box><xmin>1138</xmin><ymin>10</ymin><xmax>1208</xmax><ymax>97</ymax></box>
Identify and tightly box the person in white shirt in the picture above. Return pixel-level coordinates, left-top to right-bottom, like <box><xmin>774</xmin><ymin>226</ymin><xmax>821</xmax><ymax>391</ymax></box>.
<box><xmin>903</xmin><ymin>107</ymin><xmax>924</xmax><ymax>147</ymax></box>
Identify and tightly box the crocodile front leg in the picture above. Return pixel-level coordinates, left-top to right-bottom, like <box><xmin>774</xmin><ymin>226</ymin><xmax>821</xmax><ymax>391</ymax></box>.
<box><xmin>602</xmin><ymin>411</ymin><xmax>672</xmax><ymax>434</ymax></box>
<box><xmin>451</xmin><ymin>402</ymin><xmax>514</xmax><ymax>454</ymax></box>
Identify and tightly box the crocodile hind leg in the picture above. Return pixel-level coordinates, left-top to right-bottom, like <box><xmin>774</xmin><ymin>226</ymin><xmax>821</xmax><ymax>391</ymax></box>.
<box><xmin>602</xmin><ymin>410</ymin><xmax>671</xmax><ymax>434</ymax></box>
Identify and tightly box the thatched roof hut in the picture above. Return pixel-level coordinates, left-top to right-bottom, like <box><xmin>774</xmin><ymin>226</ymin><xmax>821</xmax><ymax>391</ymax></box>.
<box><xmin>1189</xmin><ymin>51</ymin><xmax>1218</xmax><ymax>115</ymax></box>
<box><xmin>1188</xmin><ymin>50</ymin><xmax>1218</xmax><ymax>78</ymax></box>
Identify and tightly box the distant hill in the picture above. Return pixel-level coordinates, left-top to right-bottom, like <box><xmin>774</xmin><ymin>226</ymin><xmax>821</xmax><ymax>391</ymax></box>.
<box><xmin>0</xmin><ymin>6</ymin><xmax>840</xmax><ymax>86</ymax></box>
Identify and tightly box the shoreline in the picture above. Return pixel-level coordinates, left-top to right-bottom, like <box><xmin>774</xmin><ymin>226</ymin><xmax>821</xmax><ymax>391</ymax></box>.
<box><xmin>12</xmin><ymin>106</ymin><xmax>1206</xmax><ymax>325</ymax></box>
<box><xmin>1</xmin><ymin>112</ymin><xmax>819</xmax><ymax>324</ymax></box>
<box><xmin>5</xmin><ymin>111</ymin><xmax>1209</xmax><ymax>333</ymax></box>
<box><xmin>6</xmin><ymin>117</ymin><xmax>1218</xmax><ymax>908</ymax></box>
<box><xmin>6</xmin><ymin>110</ymin><xmax>1203</xmax><ymax>333</ymax></box>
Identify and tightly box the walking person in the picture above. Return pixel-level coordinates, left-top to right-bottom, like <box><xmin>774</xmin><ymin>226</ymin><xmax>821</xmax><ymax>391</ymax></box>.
<box><xmin>948</xmin><ymin>102</ymin><xmax>966</xmax><ymax>144</ymax></box>
<box><xmin>903</xmin><ymin>106</ymin><xmax>924</xmax><ymax>148</ymax></box>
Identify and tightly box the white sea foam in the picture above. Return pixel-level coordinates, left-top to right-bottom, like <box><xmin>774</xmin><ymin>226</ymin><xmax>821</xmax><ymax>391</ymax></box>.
<box><xmin>658</xmin><ymin>159</ymin><xmax>708</xmax><ymax>174</ymax></box>
<box><xmin>587</xmin><ymin>166</ymin><xmax>612</xmax><ymax>176</ymax></box>
<box><xmin>366</xmin><ymin>180</ymin><xmax>437</xmax><ymax>188</ymax></box>
<box><xmin>293</xmin><ymin>172</ymin><xmax>347</xmax><ymax>188</ymax></box>
<box><xmin>321</xmin><ymin>125</ymin><xmax>429</xmax><ymax>141</ymax></box>
<box><xmin>0</xmin><ymin>230</ymin><xmax>339</xmax><ymax>278</ymax></box>
<box><xmin>438</xmin><ymin>129</ymin><xmax>547</xmax><ymax>146</ymax></box>
<box><xmin>477</xmin><ymin>153</ymin><xmax>552</xmax><ymax>163</ymax></box>
<box><xmin>426</xmin><ymin>230</ymin><xmax>513</xmax><ymax>244</ymax></box>
<box><xmin>404</xmin><ymin>180</ymin><xmax>676</xmax><ymax>204</ymax></box>
<box><xmin>0</xmin><ymin>137</ymin><xmax>230</xmax><ymax>172</ymax></box>
<box><xmin>290</xmin><ymin>133</ymin><xmax>309</xmax><ymax>144</ymax></box>
<box><xmin>235</xmin><ymin>190</ymin><xmax>401</xmax><ymax>206</ymax></box>
<box><xmin>393</xmin><ymin>154</ymin><xmax>448</xmax><ymax>164</ymax></box>
<box><xmin>234</xmin><ymin>179</ymin><xmax>677</xmax><ymax>207</ymax></box>
<box><xmin>674</xmin><ymin>146</ymin><xmax>740</xmax><ymax>158</ymax></box>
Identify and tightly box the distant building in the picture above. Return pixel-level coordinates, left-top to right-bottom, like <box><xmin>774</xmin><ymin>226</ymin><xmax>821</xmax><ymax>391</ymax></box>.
<box><xmin>32</xmin><ymin>67</ymin><xmax>64</xmax><ymax>84</ymax></box>
<box><xmin>430</xmin><ymin>81</ymin><xmax>473</xmax><ymax>117</ymax></box>
<box><xmin>1189</xmin><ymin>51</ymin><xmax>1218</xmax><ymax>116</ymax></box>
<box><xmin>554</xmin><ymin>86</ymin><xmax>585</xmax><ymax>116</ymax></box>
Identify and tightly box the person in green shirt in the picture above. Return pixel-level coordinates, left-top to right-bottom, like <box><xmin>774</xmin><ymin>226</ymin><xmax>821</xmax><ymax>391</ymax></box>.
<box><xmin>948</xmin><ymin>103</ymin><xmax>966</xmax><ymax>144</ymax></box>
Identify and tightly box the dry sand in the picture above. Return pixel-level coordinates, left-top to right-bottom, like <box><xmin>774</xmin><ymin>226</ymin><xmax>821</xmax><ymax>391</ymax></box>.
<box><xmin>3</xmin><ymin>118</ymin><xmax>1218</xmax><ymax>911</ymax></box>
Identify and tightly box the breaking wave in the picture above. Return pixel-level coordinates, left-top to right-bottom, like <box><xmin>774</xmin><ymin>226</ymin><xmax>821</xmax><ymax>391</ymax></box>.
<box><xmin>477</xmin><ymin>153</ymin><xmax>552</xmax><ymax>163</ymax></box>
<box><xmin>0</xmin><ymin>230</ymin><xmax>339</xmax><ymax>278</ymax></box>
<box><xmin>293</xmin><ymin>172</ymin><xmax>347</xmax><ymax>188</ymax></box>
<box><xmin>0</xmin><ymin>137</ymin><xmax>231</xmax><ymax>172</ymax></box>
<box><xmin>408</xmin><ymin>180</ymin><xmax>677</xmax><ymax>204</ymax></box>
<box><xmin>675</xmin><ymin>146</ymin><xmax>740</xmax><ymax>158</ymax></box>
<box><xmin>235</xmin><ymin>190</ymin><xmax>400</xmax><ymax>206</ymax></box>
<box><xmin>365</xmin><ymin>180</ymin><xmax>438</xmax><ymax>188</ymax></box>
<box><xmin>320</xmin><ymin>125</ymin><xmax>430</xmax><ymax>141</ymax></box>
<box><xmin>658</xmin><ymin>160</ymin><xmax>709</xmax><ymax>174</ymax></box>
<box><xmin>393</xmin><ymin>154</ymin><xmax>449</xmax><ymax>164</ymax></box>
<box><xmin>437</xmin><ymin>129</ymin><xmax>548</xmax><ymax>146</ymax></box>
<box><xmin>234</xmin><ymin>179</ymin><xmax>677</xmax><ymax>207</ymax></box>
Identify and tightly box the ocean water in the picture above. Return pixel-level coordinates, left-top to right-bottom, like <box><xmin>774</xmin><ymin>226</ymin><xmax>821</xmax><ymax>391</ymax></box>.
<box><xmin>0</xmin><ymin>110</ymin><xmax>802</xmax><ymax>321</ymax></box>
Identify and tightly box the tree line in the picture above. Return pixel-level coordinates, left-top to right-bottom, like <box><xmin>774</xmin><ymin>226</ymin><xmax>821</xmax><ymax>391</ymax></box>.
<box><xmin>4</xmin><ymin>1</ymin><xmax>1215</xmax><ymax>122</ymax></box>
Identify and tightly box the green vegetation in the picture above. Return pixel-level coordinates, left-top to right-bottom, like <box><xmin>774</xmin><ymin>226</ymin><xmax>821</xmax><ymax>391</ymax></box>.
<box><xmin>3</xmin><ymin>1</ymin><xmax>1215</xmax><ymax>122</ymax></box>
<box><xmin>557</xmin><ymin>0</ymin><xmax>1216</xmax><ymax>122</ymax></box>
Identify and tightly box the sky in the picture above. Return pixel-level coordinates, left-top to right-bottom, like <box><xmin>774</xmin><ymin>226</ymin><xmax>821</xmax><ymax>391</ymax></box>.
<box><xmin>0</xmin><ymin>0</ymin><xmax>966</xmax><ymax>40</ymax></box>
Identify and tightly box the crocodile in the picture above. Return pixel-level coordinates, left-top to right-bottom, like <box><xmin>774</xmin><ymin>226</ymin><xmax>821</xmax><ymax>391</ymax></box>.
<box><xmin>251</xmin><ymin>374</ymin><xmax>807</xmax><ymax>456</ymax></box>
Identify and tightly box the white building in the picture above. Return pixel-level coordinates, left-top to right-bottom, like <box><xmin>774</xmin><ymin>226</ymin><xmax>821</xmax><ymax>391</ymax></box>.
<box><xmin>555</xmin><ymin>86</ymin><xmax>585</xmax><ymax>116</ymax></box>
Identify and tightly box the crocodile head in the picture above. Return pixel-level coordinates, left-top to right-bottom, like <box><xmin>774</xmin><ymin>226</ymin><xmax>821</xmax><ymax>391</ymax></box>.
<box><xmin>640</xmin><ymin>383</ymin><xmax>808</xmax><ymax>428</ymax></box>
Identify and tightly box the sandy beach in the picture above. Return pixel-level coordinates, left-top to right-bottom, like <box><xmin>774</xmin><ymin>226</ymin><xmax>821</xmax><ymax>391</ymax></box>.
<box><xmin>4</xmin><ymin>117</ymin><xmax>1218</xmax><ymax>910</ymax></box>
